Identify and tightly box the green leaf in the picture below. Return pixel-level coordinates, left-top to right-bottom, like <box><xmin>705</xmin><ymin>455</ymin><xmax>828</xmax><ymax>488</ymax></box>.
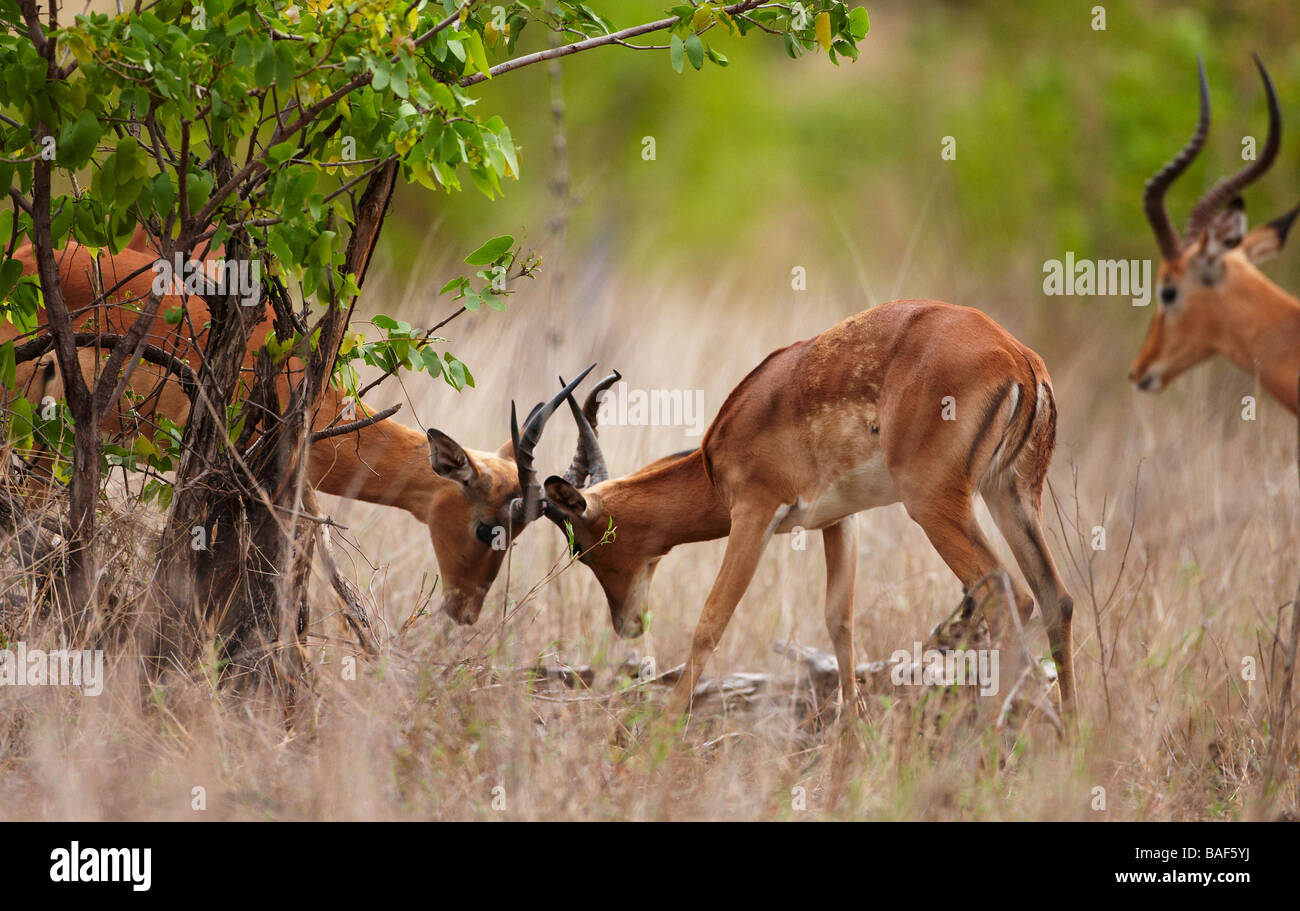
<box><xmin>419</xmin><ymin>345</ymin><xmax>443</xmax><ymax>375</ymax></box>
<box><xmin>464</xmin><ymin>234</ymin><xmax>513</xmax><ymax>265</ymax></box>
<box><xmin>443</xmin><ymin>353</ymin><xmax>469</xmax><ymax>390</ymax></box>
<box><xmin>0</xmin><ymin>258</ymin><xmax>22</xmax><ymax>302</ymax></box>
<box><xmin>7</xmin><ymin>396</ymin><xmax>34</xmax><ymax>447</ymax></box>
<box><xmin>254</xmin><ymin>39</ymin><xmax>277</xmax><ymax>86</ymax></box>
<box><xmin>233</xmin><ymin>35</ymin><xmax>253</xmax><ymax>68</ymax></box>
<box><xmin>58</xmin><ymin>110</ymin><xmax>101</xmax><ymax>170</ymax></box>
<box><xmin>465</xmin><ymin>30</ymin><xmax>492</xmax><ymax>78</ymax></box>
<box><xmin>0</xmin><ymin>340</ymin><xmax>14</xmax><ymax>389</ymax></box>
<box><xmin>849</xmin><ymin>6</ymin><xmax>871</xmax><ymax>39</ymax></box>
<box><xmin>275</xmin><ymin>42</ymin><xmax>295</xmax><ymax>90</ymax></box>
<box><xmin>684</xmin><ymin>33</ymin><xmax>704</xmax><ymax>70</ymax></box>
<box><xmin>266</xmin><ymin>141</ymin><xmax>296</xmax><ymax>167</ymax></box>
<box><xmin>185</xmin><ymin>172</ymin><xmax>212</xmax><ymax>217</ymax></box>
<box><xmin>133</xmin><ymin>434</ymin><xmax>158</xmax><ymax>459</ymax></box>
<box><xmin>670</xmin><ymin>34</ymin><xmax>685</xmax><ymax>73</ymax></box>
<box><xmin>496</xmin><ymin>125</ymin><xmax>518</xmax><ymax>177</ymax></box>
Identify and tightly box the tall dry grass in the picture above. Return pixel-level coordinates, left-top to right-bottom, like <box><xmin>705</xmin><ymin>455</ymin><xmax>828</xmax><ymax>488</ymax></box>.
<box><xmin>1</xmin><ymin>218</ymin><xmax>1297</xmax><ymax>821</ymax></box>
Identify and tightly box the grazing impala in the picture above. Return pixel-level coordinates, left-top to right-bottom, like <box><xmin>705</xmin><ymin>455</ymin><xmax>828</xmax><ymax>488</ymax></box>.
<box><xmin>545</xmin><ymin>302</ymin><xmax>1076</xmax><ymax>720</ymax></box>
<box><xmin>2</xmin><ymin>239</ymin><xmax>589</xmax><ymax>624</ymax></box>
<box><xmin>1130</xmin><ymin>57</ymin><xmax>1300</xmax><ymax>414</ymax></box>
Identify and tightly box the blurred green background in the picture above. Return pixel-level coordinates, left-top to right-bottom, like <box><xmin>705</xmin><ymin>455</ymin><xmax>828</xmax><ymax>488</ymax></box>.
<box><xmin>383</xmin><ymin>0</ymin><xmax>1300</xmax><ymax>375</ymax></box>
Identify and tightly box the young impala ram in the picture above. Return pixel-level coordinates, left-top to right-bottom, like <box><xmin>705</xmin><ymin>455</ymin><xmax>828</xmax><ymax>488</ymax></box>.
<box><xmin>1131</xmin><ymin>57</ymin><xmax>1300</xmax><ymax>413</ymax></box>
<box><xmin>544</xmin><ymin>302</ymin><xmax>1076</xmax><ymax>720</ymax></box>
<box><xmin>3</xmin><ymin>237</ymin><xmax>591</xmax><ymax>624</ymax></box>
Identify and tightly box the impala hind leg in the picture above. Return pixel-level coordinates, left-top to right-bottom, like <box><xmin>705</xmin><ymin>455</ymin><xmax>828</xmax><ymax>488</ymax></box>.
<box><xmin>901</xmin><ymin>490</ymin><xmax>1015</xmax><ymax>641</ymax></box>
<box><xmin>899</xmin><ymin>489</ymin><xmax>1032</xmax><ymax>706</ymax></box>
<box><xmin>985</xmin><ymin>480</ymin><xmax>1076</xmax><ymax>720</ymax></box>
<box><xmin>822</xmin><ymin>517</ymin><xmax>860</xmax><ymax>718</ymax></box>
<box><xmin>665</xmin><ymin>501</ymin><xmax>779</xmax><ymax>720</ymax></box>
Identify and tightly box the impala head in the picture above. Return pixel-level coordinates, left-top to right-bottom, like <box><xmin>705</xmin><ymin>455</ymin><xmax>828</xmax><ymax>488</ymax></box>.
<box><xmin>425</xmin><ymin>365</ymin><xmax>596</xmax><ymax>625</ymax></box>
<box><xmin>1131</xmin><ymin>56</ymin><xmax>1300</xmax><ymax>394</ymax></box>
<box><xmin>538</xmin><ymin>369</ymin><xmax>663</xmax><ymax>639</ymax></box>
<box><xmin>543</xmin><ymin>480</ymin><xmax>662</xmax><ymax>639</ymax></box>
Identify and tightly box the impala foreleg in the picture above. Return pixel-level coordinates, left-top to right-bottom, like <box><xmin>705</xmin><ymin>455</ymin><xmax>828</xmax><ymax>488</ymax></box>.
<box><xmin>822</xmin><ymin>517</ymin><xmax>860</xmax><ymax>718</ymax></box>
<box><xmin>665</xmin><ymin>501</ymin><xmax>778</xmax><ymax>719</ymax></box>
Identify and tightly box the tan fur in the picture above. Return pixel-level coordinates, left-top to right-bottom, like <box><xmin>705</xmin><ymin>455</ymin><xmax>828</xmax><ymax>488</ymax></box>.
<box><xmin>547</xmin><ymin>300</ymin><xmax>1076</xmax><ymax>721</ymax></box>
<box><xmin>1128</xmin><ymin>243</ymin><xmax>1300</xmax><ymax>413</ymax></box>
<box><xmin>1131</xmin><ymin>60</ymin><xmax>1300</xmax><ymax>413</ymax></box>
<box><xmin>4</xmin><ymin>239</ymin><xmax>525</xmax><ymax>624</ymax></box>
<box><xmin>1130</xmin><ymin>245</ymin><xmax>1300</xmax><ymax>413</ymax></box>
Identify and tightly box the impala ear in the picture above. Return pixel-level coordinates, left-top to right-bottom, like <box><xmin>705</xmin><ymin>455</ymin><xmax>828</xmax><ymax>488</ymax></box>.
<box><xmin>427</xmin><ymin>428</ymin><xmax>477</xmax><ymax>484</ymax></box>
<box><xmin>1203</xmin><ymin>197</ymin><xmax>1248</xmax><ymax>259</ymax></box>
<box><xmin>543</xmin><ymin>475</ymin><xmax>588</xmax><ymax>516</ymax></box>
<box><xmin>1239</xmin><ymin>204</ymin><xmax>1299</xmax><ymax>264</ymax></box>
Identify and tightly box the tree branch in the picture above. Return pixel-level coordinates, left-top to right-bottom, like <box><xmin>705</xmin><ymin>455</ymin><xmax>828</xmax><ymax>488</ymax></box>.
<box><xmin>311</xmin><ymin>402</ymin><xmax>401</xmax><ymax>442</ymax></box>
<box><xmin>459</xmin><ymin>1</ymin><xmax>766</xmax><ymax>87</ymax></box>
<box><xmin>14</xmin><ymin>331</ymin><xmax>200</xmax><ymax>398</ymax></box>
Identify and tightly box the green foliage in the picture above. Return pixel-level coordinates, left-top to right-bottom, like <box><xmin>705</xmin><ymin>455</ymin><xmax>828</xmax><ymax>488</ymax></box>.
<box><xmin>423</xmin><ymin>0</ymin><xmax>1299</xmax><ymax>345</ymax></box>
<box><xmin>0</xmin><ymin>0</ymin><xmax>862</xmax><ymax>324</ymax></box>
<box><xmin>104</xmin><ymin>412</ymin><xmax>186</xmax><ymax>507</ymax></box>
<box><xmin>6</xmin><ymin>394</ymin><xmax>75</xmax><ymax>482</ymax></box>
<box><xmin>665</xmin><ymin>2</ymin><xmax>867</xmax><ymax>73</ymax></box>
<box><xmin>0</xmin><ymin>0</ymin><xmax>862</xmax><ymax>501</ymax></box>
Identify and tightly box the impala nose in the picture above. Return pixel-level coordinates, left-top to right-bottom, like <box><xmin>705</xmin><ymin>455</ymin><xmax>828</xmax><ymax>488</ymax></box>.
<box><xmin>615</xmin><ymin>614</ymin><xmax>645</xmax><ymax>639</ymax></box>
<box><xmin>439</xmin><ymin>590</ymin><xmax>485</xmax><ymax>625</ymax></box>
<box><xmin>1134</xmin><ymin>372</ymin><xmax>1162</xmax><ymax>392</ymax></box>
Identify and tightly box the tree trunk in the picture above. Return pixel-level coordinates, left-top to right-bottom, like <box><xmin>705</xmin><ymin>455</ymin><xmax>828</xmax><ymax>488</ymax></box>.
<box><xmin>147</xmin><ymin>162</ymin><xmax>398</xmax><ymax>705</ymax></box>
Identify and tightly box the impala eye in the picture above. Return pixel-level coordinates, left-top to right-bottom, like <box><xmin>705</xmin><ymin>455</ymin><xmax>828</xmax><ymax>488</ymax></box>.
<box><xmin>1160</xmin><ymin>285</ymin><xmax>1178</xmax><ymax>305</ymax></box>
<box><xmin>476</xmin><ymin>521</ymin><xmax>498</xmax><ymax>545</ymax></box>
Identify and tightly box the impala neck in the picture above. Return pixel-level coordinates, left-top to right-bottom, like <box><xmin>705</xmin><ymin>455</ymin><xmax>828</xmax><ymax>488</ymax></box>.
<box><xmin>1219</xmin><ymin>264</ymin><xmax>1300</xmax><ymax>413</ymax></box>
<box><xmin>595</xmin><ymin>448</ymin><xmax>731</xmax><ymax>556</ymax></box>
<box><xmin>308</xmin><ymin>416</ymin><xmax>442</xmax><ymax>517</ymax></box>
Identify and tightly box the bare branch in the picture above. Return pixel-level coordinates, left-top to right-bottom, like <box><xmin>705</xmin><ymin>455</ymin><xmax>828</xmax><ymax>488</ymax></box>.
<box><xmin>311</xmin><ymin>402</ymin><xmax>401</xmax><ymax>442</ymax></box>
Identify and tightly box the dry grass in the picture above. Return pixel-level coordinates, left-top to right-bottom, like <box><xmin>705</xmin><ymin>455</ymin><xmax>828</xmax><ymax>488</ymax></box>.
<box><xmin>1</xmin><ymin>228</ymin><xmax>1298</xmax><ymax>821</ymax></box>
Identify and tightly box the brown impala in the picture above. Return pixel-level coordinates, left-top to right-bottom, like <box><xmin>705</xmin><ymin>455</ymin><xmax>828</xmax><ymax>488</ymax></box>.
<box><xmin>545</xmin><ymin>302</ymin><xmax>1076</xmax><ymax>721</ymax></box>
<box><xmin>1131</xmin><ymin>56</ymin><xmax>1300</xmax><ymax>413</ymax></box>
<box><xmin>3</xmin><ymin>238</ymin><xmax>591</xmax><ymax>625</ymax></box>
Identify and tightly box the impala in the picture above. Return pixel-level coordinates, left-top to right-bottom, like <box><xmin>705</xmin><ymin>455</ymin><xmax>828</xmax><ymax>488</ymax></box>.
<box><xmin>545</xmin><ymin>301</ymin><xmax>1076</xmax><ymax>720</ymax></box>
<box><xmin>2</xmin><ymin>238</ymin><xmax>594</xmax><ymax>625</ymax></box>
<box><xmin>1130</xmin><ymin>56</ymin><xmax>1300</xmax><ymax>413</ymax></box>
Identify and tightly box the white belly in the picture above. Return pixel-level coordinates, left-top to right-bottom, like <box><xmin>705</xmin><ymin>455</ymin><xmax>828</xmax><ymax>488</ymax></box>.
<box><xmin>772</xmin><ymin>451</ymin><xmax>899</xmax><ymax>533</ymax></box>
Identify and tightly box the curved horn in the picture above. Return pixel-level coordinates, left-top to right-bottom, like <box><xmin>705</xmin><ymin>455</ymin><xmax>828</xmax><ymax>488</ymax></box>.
<box><xmin>561</xmin><ymin>369</ymin><xmax>619</xmax><ymax>487</ymax></box>
<box><xmin>1186</xmin><ymin>54</ymin><xmax>1282</xmax><ymax>244</ymax></box>
<box><xmin>509</xmin><ymin>364</ymin><xmax>596</xmax><ymax>525</ymax></box>
<box><xmin>1143</xmin><ymin>57</ymin><xmax>1211</xmax><ymax>261</ymax></box>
